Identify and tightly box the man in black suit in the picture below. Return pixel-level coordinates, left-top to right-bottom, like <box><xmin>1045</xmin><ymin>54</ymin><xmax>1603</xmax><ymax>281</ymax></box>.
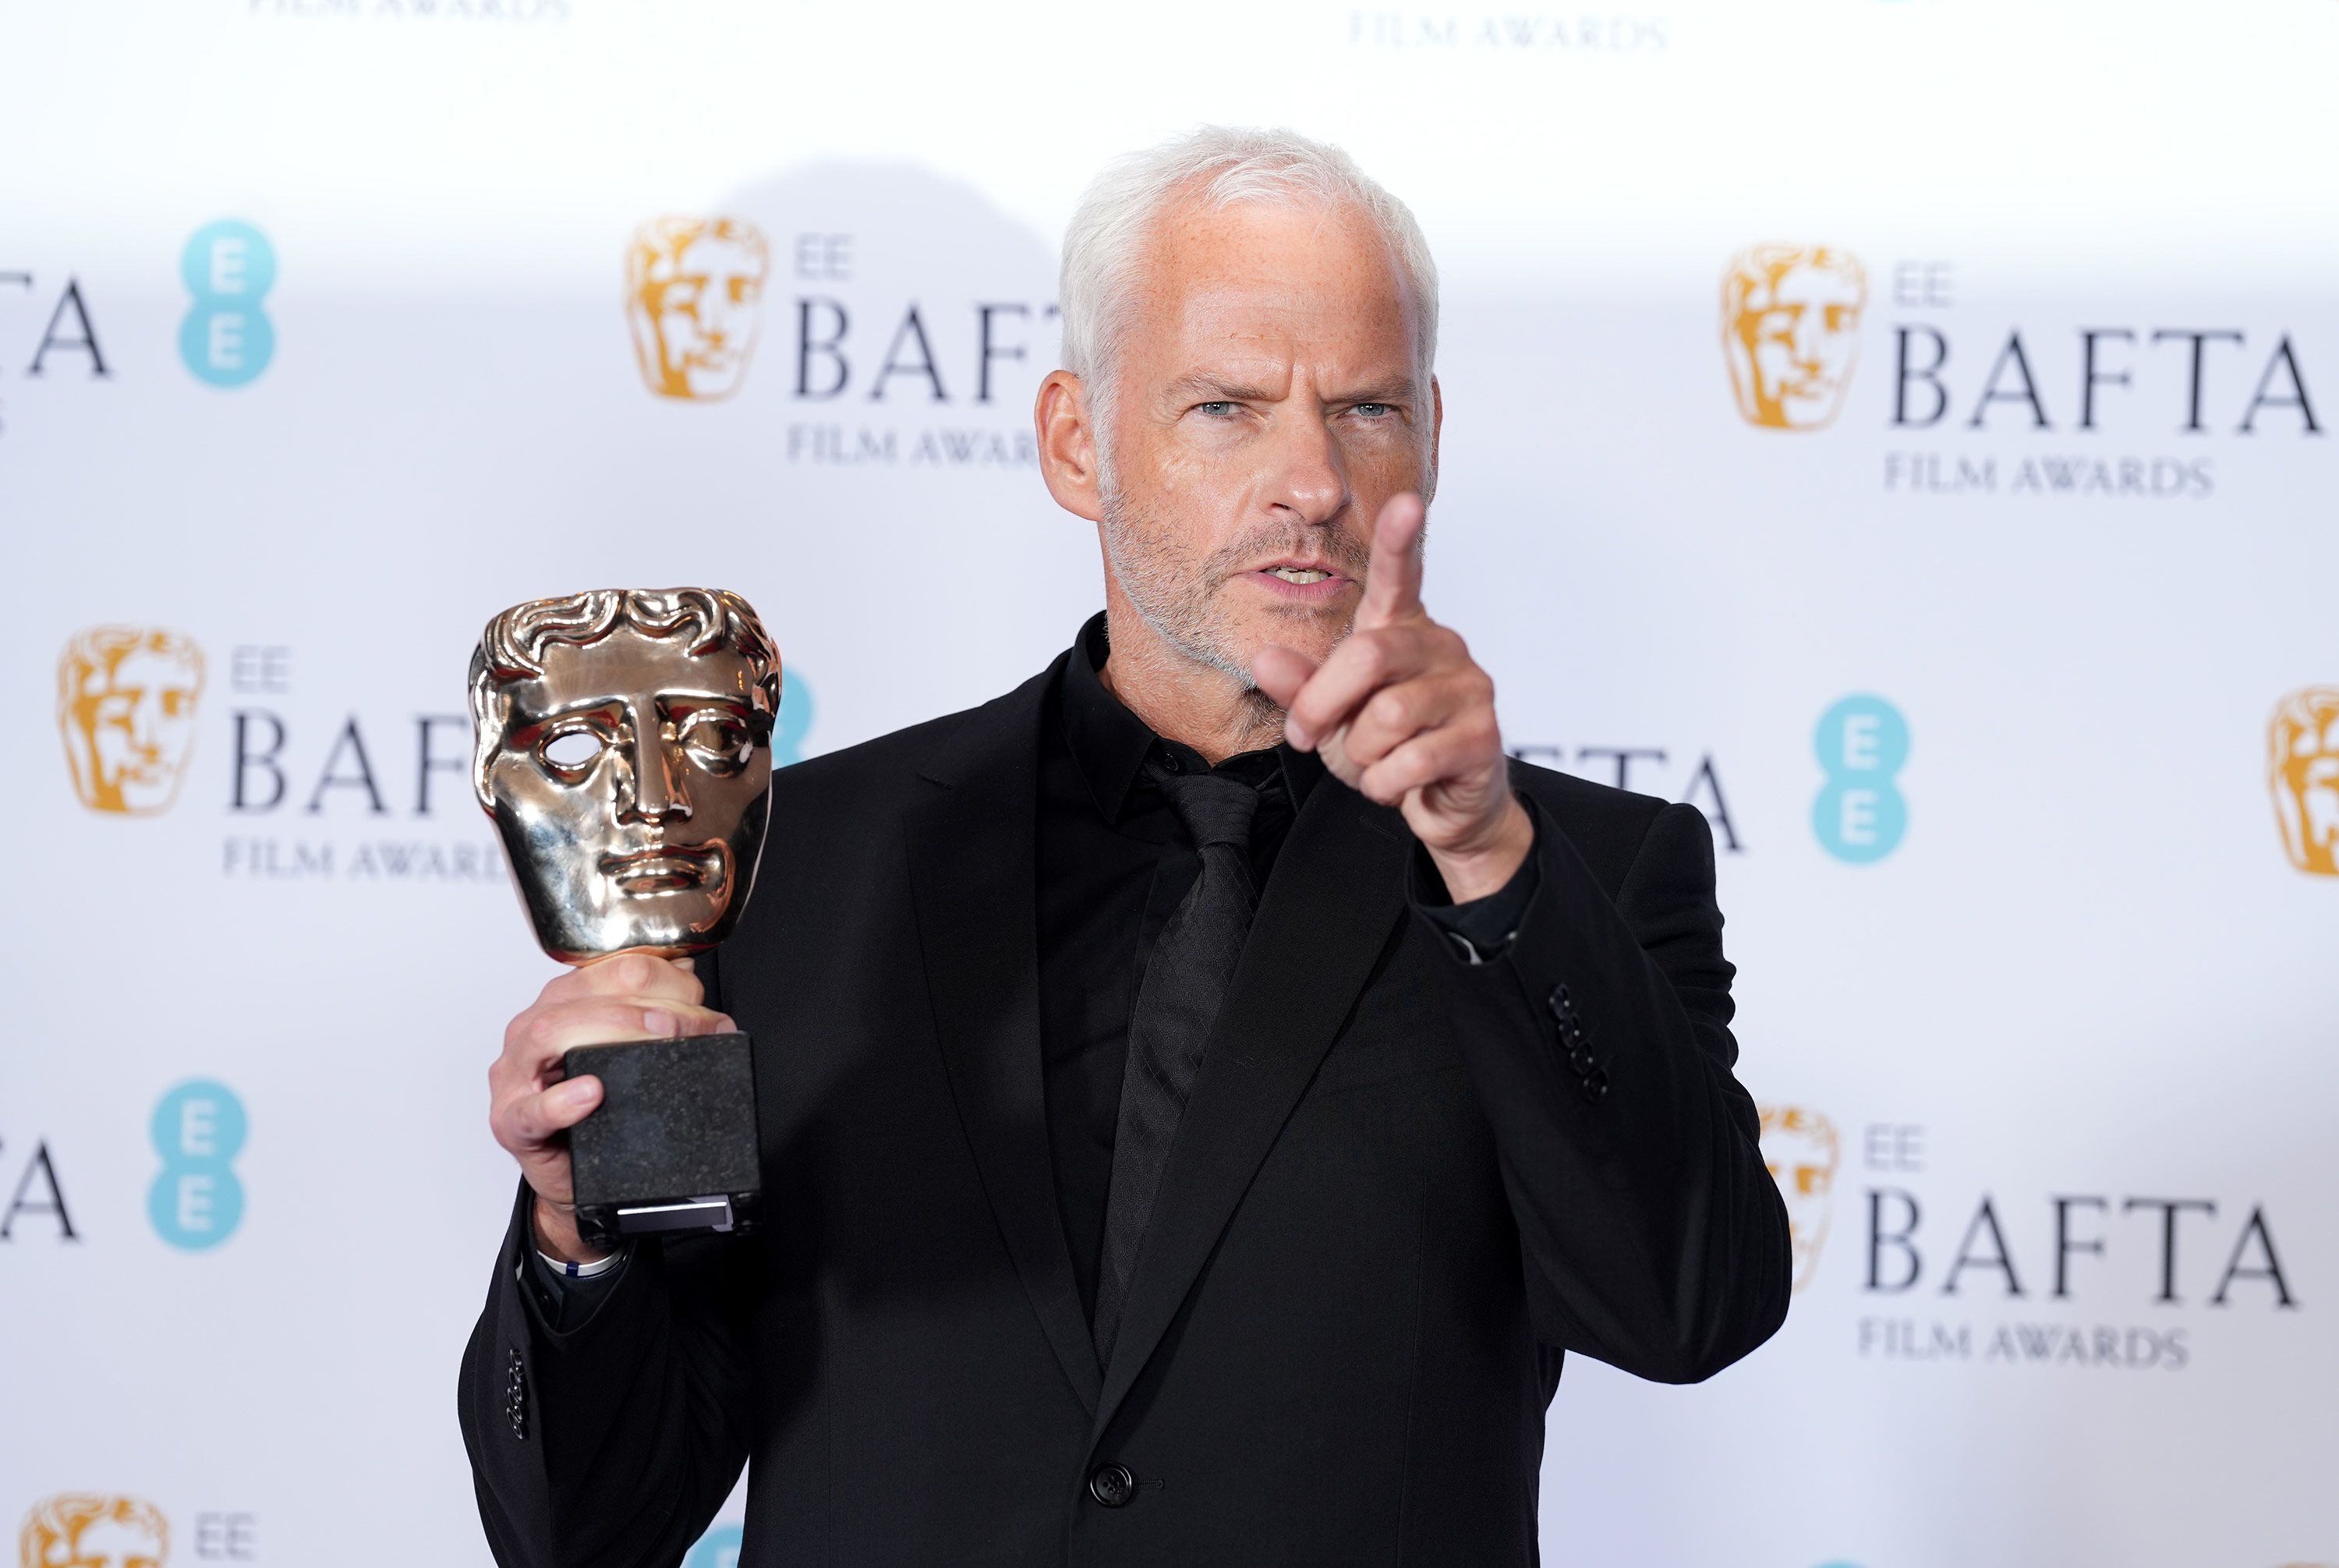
<box><xmin>462</xmin><ymin>126</ymin><xmax>1789</xmax><ymax>1566</ymax></box>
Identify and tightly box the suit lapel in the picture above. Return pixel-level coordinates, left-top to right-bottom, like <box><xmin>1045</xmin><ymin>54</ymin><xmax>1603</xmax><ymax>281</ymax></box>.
<box><xmin>1090</xmin><ymin>777</ymin><xmax>1412</xmax><ymax>1440</ymax></box>
<box><xmin>904</xmin><ymin>660</ymin><xmax>1103</xmax><ymax>1416</ymax></box>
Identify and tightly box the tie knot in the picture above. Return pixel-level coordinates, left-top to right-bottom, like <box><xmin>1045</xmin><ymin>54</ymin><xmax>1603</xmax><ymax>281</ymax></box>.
<box><xmin>1154</xmin><ymin>766</ymin><xmax>1261</xmax><ymax>851</ymax></box>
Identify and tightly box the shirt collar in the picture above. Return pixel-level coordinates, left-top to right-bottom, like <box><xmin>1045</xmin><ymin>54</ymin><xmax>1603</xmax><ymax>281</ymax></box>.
<box><xmin>1060</xmin><ymin>612</ymin><xmax>1325</xmax><ymax>823</ymax></box>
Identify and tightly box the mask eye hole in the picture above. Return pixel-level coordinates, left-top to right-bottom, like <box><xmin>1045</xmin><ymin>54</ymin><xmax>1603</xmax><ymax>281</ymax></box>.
<box><xmin>541</xmin><ymin>730</ymin><xmax>604</xmax><ymax>775</ymax></box>
<box><xmin>679</xmin><ymin>712</ymin><xmax>752</xmax><ymax>773</ymax></box>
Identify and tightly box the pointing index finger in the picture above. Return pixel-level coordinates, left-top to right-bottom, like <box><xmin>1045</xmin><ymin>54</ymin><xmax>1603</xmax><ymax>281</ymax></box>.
<box><xmin>1358</xmin><ymin>493</ymin><xmax>1427</xmax><ymax>629</ymax></box>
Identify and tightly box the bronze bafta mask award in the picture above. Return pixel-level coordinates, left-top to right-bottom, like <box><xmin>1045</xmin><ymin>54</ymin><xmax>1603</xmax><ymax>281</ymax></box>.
<box><xmin>470</xmin><ymin>588</ymin><xmax>779</xmax><ymax>1248</ymax></box>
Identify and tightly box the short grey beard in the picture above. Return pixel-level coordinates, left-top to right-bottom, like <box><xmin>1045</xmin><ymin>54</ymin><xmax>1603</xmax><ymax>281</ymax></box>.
<box><xmin>1099</xmin><ymin>480</ymin><xmax>1262</xmax><ymax>687</ymax></box>
<box><xmin>1098</xmin><ymin>478</ymin><xmax>1379</xmax><ymax>717</ymax></box>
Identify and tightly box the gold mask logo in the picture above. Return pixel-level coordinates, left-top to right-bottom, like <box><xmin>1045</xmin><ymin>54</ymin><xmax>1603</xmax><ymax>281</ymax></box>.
<box><xmin>626</xmin><ymin>217</ymin><xmax>772</xmax><ymax>402</ymax></box>
<box><xmin>1757</xmin><ymin>1103</ymin><xmax>1838</xmax><ymax>1294</ymax></box>
<box><xmin>2269</xmin><ymin>686</ymin><xmax>2339</xmax><ymax>876</ymax></box>
<box><xmin>58</xmin><ymin>628</ymin><xmax>206</xmax><ymax>816</ymax></box>
<box><xmin>19</xmin><ymin>1495</ymin><xmax>169</xmax><ymax>1568</ymax></box>
<box><xmin>1722</xmin><ymin>244</ymin><xmax>1867</xmax><ymax>430</ymax></box>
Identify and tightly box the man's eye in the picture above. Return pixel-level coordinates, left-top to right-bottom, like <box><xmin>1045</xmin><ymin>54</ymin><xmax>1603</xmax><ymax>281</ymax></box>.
<box><xmin>1352</xmin><ymin>402</ymin><xmax>1393</xmax><ymax>419</ymax></box>
<box><xmin>1194</xmin><ymin>401</ymin><xmax>1240</xmax><ymax>417</ymax></box>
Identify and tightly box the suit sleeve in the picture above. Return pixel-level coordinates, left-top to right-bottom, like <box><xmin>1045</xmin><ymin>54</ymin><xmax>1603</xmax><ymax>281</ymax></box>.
<box><xmin>458</xmin><ymin>1183</ymin><xmax>753</xmax><ymax>1567</ymax></box>
<box><xmin>1417</xmin><ymin>794</ymin><xmax>1791</xmax><ymax>1383</ymax></box>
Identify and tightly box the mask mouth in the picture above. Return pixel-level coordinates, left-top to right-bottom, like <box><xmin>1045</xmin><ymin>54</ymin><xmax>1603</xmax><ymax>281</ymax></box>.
<box><xmin>598</xmin><ymin>844</ymin><xmax>724</xmax><ymax>897</ymax></box>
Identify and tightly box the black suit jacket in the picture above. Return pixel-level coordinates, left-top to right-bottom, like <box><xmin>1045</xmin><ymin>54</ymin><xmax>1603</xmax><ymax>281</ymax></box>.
<box><xmin>460</xmin><ymin>653</ymin><xmax>1790</xmax><ymax>1566</ymax></box>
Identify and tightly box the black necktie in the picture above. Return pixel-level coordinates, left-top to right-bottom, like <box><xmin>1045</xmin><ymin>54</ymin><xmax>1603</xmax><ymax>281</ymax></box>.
<box><xmin>1092</xmin><ymin>763</ymin><xmax>1262</xmax><ymax>1360</ymax></box>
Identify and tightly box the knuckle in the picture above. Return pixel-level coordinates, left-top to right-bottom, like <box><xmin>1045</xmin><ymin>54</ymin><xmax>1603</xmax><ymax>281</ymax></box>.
<box><xmin>1368</xmin><ymin>687</ymin><xmax>1414</xmax><ymax>731</ymax></box>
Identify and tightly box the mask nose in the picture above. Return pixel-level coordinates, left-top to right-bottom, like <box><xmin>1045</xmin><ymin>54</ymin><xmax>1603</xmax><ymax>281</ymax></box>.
<box><xmin>614</xmin><ymin>729</ymin><xmax>692</xmax><ymax>826</ymax></box>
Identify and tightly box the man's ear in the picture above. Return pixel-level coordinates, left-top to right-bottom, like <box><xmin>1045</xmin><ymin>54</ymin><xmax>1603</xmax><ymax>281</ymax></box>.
<box><xmin>1035</xmin><ymin>370</ymin><xmax>1106</xmax><ymax>523</ymax></box>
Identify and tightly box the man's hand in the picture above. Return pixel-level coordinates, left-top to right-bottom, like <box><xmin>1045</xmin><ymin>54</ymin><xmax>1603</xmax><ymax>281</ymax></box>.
<box><xmin>487</xmin><ymin>954</ymin><xmax>736</xmax><ymax>1265</ymax></box>
<box><xmin>1252</xmin><ymin>492</ymin><xmax>1533</xmax><ymax>904</ymax></box>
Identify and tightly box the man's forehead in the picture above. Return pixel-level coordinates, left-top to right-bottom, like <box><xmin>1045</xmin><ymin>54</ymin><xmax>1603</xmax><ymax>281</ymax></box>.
<box><xmin>1134</xmin><ymin>202</ymin><xmax>1417</xmax><ymax>354</ymax></box>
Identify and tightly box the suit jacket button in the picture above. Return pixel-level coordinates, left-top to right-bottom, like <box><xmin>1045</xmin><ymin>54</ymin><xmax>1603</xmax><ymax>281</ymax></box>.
<box><xmin>1567</xmin><ymin>1046</ymin><xmax>1597</xmax><ymax>1078</ymax></box>
<box><xmin>1088</xmin><ymin>1463</ymin><xmax>1137</xmax><ymax>1507</ymax></box>
<box><xmin>1580</xmin><ymin>1067</ymin><xmax>1611</xmax><ymax>1104</ymax></box>
<box><xmin>504</xmin><ymin>1350</ymin><xmax>527</xmax><ymax>1439</ymax></box>
<box><xmin>1547</xmin><ymin>983</ymin><xmax>1571</xmax><ymax>1018</ymax></box>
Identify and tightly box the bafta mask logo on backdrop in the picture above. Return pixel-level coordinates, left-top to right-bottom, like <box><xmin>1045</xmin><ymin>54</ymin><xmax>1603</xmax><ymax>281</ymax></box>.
<box><xmin>626</xmin><ymin>218</ymin><xmax>772</xmax><ymax>401</ymax></box>
<box><xmin>2269</xmin><ymin>687</ymin><xmax>2339</xmax><ymax>876</ymax></box>
<box><xmin>18</xmin><ymin>1495</ymin><xmax>168</xmax><ymax>1568</ymax></box>
<box><xmin>1722</xmin><ymin>243</ymin><xmax>1867</xmax><ymax>430</ymax></box>
<box><xmin>1758</xmin><ymin>1104</ymin><xmax>1839</xmax><ymax>1293</ymax></box>
<box><xmin>57</xmin><ymin>628</ymin><xmax>206</xmax><ymax>816</ymax></box>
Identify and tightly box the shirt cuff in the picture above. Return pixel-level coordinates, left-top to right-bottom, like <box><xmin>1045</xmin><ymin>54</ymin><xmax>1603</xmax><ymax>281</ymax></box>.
<box><xmin>522</xmin><ymin>1241</ymin><xmax>633</xmax><ymax>1333</ymax></box>
<box><xmin>1410</xmin><ymin>812</ymin><xmax>1543</xmax><ymax>964</ymax></box>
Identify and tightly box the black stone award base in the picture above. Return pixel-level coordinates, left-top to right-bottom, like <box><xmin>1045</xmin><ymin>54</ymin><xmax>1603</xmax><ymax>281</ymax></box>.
<box><xmin>560</xmin><ymin>1032</ymin><xmax>760</xmax><ymax>1252</ymax></box>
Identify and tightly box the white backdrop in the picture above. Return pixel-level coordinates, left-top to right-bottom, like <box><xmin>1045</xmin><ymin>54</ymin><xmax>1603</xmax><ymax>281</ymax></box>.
<box><xmin>3</xmin><ymin>2</ymin><xmax>2334</xmax><ymax>1565</ymax></box>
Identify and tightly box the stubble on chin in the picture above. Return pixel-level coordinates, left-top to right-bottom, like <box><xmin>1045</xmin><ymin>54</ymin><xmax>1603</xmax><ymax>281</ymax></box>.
<box><xmin>1099</xmin><ymin>486</ymin><xmax>1371</xmax><ymax>694</ymax></box>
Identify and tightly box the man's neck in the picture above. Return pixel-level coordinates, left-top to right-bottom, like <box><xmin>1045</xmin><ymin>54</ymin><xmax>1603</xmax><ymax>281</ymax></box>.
<box><xmin>1097</xmin><ymin>605</ymin><xmax>1285</xmax><ymax>766</ymax></box>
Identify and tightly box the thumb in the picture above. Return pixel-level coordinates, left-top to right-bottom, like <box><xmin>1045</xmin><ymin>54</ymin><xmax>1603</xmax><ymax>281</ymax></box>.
<box><xmin>1251</xmin><ymin>643</ymin><xmax>1318</xmax><ymax>714</ymax></box>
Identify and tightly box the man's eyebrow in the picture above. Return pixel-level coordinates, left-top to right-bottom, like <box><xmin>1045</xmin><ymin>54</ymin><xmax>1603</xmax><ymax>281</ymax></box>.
<box><xmin>1333</xmin><ymin>377</ymin><xmax>1421</xmax><ymax>405</ymax></box>
<box><xmin>1165</xmin><ymin>373</ymin><xmax>1282</xmax><ymax>404</ymax></box>
<box><xmin>1163</xmin><ymin>373</ymin><xmax>1421</xmax><ymax>405</ymax></box>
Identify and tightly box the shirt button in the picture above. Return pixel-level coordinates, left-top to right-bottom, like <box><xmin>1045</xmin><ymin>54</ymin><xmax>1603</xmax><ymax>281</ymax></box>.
<box><xmin>1088</xmin><ymin>1462</ymin><xmax>1137</xmax><ymax>1507</ymax></box>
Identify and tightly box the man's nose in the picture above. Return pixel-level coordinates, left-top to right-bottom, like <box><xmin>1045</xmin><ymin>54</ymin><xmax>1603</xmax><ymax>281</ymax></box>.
<box><xmin>1265</xmin><ymin>408</ymin><xmax>1350</xmax><ymax>526</ymax></box>
<box><xmin>616</xmin><ymin>738</ymin><xmax>692</xmax><ymax>826</ymax></box>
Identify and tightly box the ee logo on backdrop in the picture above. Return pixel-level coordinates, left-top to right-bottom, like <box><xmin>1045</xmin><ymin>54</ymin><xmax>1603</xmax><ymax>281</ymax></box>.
<box><xmin>1813</xmin><ymin>695</ymin><xmax>1909</xmax><ymax>862</ymax></box>
<box><xmin>179</xmin><ymin>220</ymin><xmax>276</xmax><ymax>388</ymax></box>
<box><xmin>148</xmin><ymin>1080</ymin><xmax>247</xmax><ymax>1250</ymax></box>
<box><xmin>684</xmin><ymin>1524</ymin><xmax>743</xmax><ymax>1568</ymax></box>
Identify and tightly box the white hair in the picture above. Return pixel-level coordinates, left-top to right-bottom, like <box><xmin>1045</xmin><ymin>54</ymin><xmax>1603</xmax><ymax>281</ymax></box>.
<box><xmin>1058</xmin><ymin>126</ymin><xmax>1440</xmax><ymax>465</ymax></box>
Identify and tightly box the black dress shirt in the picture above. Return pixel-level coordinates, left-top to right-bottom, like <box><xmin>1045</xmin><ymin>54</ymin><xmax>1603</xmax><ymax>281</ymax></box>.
<box><xmin>1039</xmin><ymin>614</ymin><xmax>1532</xmax><ymax>1320</ymax></box>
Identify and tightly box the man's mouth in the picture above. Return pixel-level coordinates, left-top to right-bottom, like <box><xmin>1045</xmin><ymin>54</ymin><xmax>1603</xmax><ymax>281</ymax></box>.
<box><xmin>599</xmin><ymin>846</ymin><xmax>723</xmax><ymax>896</ymax></box>
<box><xmin>1243</xmin><ymin>558</ymin><xmax>1355</xmax><ymax>599</ymax></box>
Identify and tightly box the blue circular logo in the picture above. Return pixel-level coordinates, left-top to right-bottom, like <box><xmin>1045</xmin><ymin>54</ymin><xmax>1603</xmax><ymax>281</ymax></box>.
<box><xmin>683</xmin><ymin>1524</ymin><xmax>743</xmax><ymax>1568</ymax></box>
<box><xmin>148</xmin><ymin>1079</ymin><xmax>248</xmax><ymax>1249</ymax></box>
<box><xmin>1812</xmin><ymin>694</ymin><xmax>1909</xmax><ymax>863</ymax></box>
<box><xmin>773</xmin><ymin>667</ymin><xmax>816</xmax><ymax>767</ymax></box>
<box><xmin>179</xmin><ymin>220</ymin><xmax>277</xmax><ymax>388</ymax></box>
